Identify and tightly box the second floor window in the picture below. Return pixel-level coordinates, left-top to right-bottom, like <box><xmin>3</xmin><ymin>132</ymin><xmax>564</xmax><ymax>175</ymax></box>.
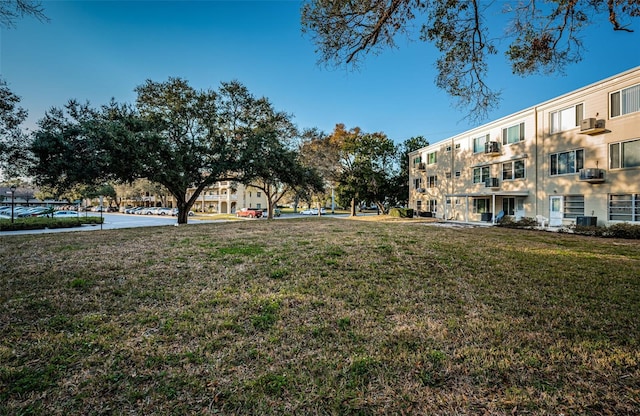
<box><xmin>473</xmin><ymin>134</ymin><xmax>489</xmax><ymax>153</ymax></box>
<box><xmin>550</xmin><ymin>149</ymin><xmax>584</xmax><ymax>175</ymax></box>
<box><xmin>610</xmin><ymin>138</ymin><xmax>640</xmax><ymax>169</ymax></box>
<box><xmin>427</xmin><ymin>151</ymin><xmax>437</xmax><ymax>164</ymax></box>
<box><xmin>426</xmin><ymin>175</ymin><xmax>437</xmax><ymax>188</ymax></box>
<box><xmin>550</xmin><ymin>104</ymin><xmax>583</xmax><ymax>134</ymax></box>
<box><xmin>611</xmin><ymin>83</ymin><xmax>640</xmax><ymax>118</ymax></box>
<box><xmin>502</xmin><ymin>122</ymin><xmax>525</xmax><ymax>145</ymax></box>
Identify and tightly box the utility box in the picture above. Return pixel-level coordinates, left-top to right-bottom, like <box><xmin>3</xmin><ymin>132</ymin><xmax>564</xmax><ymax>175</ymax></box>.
<box><xmin>576</xmin><ymin>216</ymin><xmax>597</xmax><ymax>226</ymax></box>
<box><xmin>481</xmin><ymin>212</ymin><xmax>493</xmax><ymax>222</ymax></box>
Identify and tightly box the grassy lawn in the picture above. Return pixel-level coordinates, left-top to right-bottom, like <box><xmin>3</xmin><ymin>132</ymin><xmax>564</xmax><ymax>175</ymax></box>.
<box><xmin>1</xmin><ymin>218</ymin><xmax>639</xmax><ymax>415</ymax></box>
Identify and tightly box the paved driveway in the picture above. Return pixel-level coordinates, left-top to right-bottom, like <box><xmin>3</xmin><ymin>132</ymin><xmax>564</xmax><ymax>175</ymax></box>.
<box><xmin>0</xmin><ymin>213</ymin><xmax>213</xmax><ymax>236</ymax></box>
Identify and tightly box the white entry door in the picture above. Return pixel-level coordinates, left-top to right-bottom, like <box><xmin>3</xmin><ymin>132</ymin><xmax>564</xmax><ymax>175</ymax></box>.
<box><xmin>549</xmin><ymin>196</ymin><xmax>563</xmax><ymax>227</ymax></box>
<box><xmin>515</xmin><ymin>198</ymin><xmax>525</xmax><ymax>221</ymax></box>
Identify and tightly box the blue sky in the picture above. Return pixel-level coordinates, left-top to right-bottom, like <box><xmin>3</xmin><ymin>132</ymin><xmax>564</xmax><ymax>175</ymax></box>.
<box><xmin>1</xmin><ymin>1</ymin><xmax>639</xmax><ymax>145</ymax></box>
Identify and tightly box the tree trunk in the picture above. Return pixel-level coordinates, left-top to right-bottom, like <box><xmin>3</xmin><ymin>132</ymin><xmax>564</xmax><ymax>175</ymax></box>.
<box><xmin>350</xmin><ymin>198</ymin><xmax>357</xmax><ymax>216</ymax></box>
<box><xmin>176</xmin><ymin>200</ymin><xmax>190</xmax><ymax>224</ymax></box>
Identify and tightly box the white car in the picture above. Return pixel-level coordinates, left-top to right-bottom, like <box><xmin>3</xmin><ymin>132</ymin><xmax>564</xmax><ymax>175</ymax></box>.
<box><xmin>53</xmin><ymin>211</ymin><xmax>79</xmax><ymax>218</ymax></box>
<box><xmin>300</xmin><ymin>208</ymin><xmax>326</xmax><ymax>215</ymax></box>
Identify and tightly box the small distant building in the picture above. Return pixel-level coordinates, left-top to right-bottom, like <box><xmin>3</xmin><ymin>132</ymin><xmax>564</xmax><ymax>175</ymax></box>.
<box><xmin>183</xmin><ymin>181</ymin><xmax>268</xmax><ymax>214</ymax></box>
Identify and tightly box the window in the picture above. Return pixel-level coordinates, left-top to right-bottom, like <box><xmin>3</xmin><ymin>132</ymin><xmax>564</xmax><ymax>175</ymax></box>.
<box><xmin>416</xmin><ymin>200</ymin><xmax>422</xmax><ymax>211</ymax></box>
<box><xmin>426</xmin><ymin>175</ymin><xmax>437</xmax><ymax>188</ymax></box>
<box><xmin>455</xmin><ymin>143</ymin><xmax>461</xmax><ymax>149</ymax></box>
<box><xmin>550</xmin><ymin>149</ymin><xmax>584</xmax><ymax>175</ymax></box>
<box><xmin>414</xmin><ymin>178</ymin><xmax>422</xmax><ymax>189</ymax></box>
<box><xmin>473</xmin><ymin>134</ymin><xmax>489</xmax><ymax>153</ymax></box>
<box><xmin>502</xmin><ymin>122</ymin><xmax>525</xmax><ymax>145</ymax></box>
<box><xmin>427</xmin><ymin>199</ymin><xmax>437</xmax><ymax>213</ymax></box>
<box><xmin>611</xmin><ymin>84</ymin><xmax>640</xmax><ymax>117</ymax></box>
<box><xmin>564</xmin><ymin>195</ymin><xmax>584</xmax><ymax>219</ymax></box>
<box><xmin>610</xmin><ymin>139</ymin><xmax>640</xmax><ymax>169</ymax></box>
<box><xmin>502</xmin><ymin>160</ymin><xmax>525</xmax><ymax>180</ymax></box>
<box><xmin>445</xmin><ymin>172</ymin><xmax>452</xmax><ymax>179</ymax></box>
<box><xmin>609</xmin><ymin>194</ymin><xmax>640</xmax><ymax>222</ymax></box>
<box><xmin>455</xmin><ymin>171</ymin><xmax>461</xmax><ymax>178</ymax></box>
<box><xmin>427</xmin><ymin>151</ymin><xmax>437</xmax><ymax>164</ymax></box>
<box><xmin>503</xmin><ymin>198</ymin><xmax>515</xmax><ymax>215</ymax></box>
<box><xmin>473</xmin><ymin>166</ymin><xmax>490</xmax><ymax>184</ymax></box>
<box><xmin>257</xmin><ymin>192</ymin><xmax>262</xmax><ymax>197</ymax></box>
<box><xmin>550</xmin><ymin>104</ymin><xmax>584</xmax><ymax>133</ymax></box>
<box><xmin>473</xmin><ymin>198</ymin><xmax>490</xmax><ymax>214</ymax></box>
<box><xmin>413</xmin><ymin>156</ymin><xmax>422</xmax><ymax>166</ymax></box>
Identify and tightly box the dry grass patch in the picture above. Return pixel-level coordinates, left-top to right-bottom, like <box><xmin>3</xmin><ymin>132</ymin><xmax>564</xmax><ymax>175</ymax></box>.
<box><xmin>1</xmin><ymin>218</ymin><xmax>639</xmax><ymax>415</ymax></box>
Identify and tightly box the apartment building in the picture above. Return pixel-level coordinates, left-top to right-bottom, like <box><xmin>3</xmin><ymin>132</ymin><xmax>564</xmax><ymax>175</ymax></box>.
<box><xmin>186</xmin><ymin>181</ymin><xmax>268</xmax><ymax>214</ymax></box>
<box><xmin>409</xmin><ymin>66</ymin><xmax>640</xmax><ymax>227</ymax></box>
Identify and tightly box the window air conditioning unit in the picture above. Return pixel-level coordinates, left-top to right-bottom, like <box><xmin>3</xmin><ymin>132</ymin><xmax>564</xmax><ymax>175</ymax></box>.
<box><xmin>580</xmin><ymin>118</ymin><xmax>606</xmax><ymax>134</ymax></box>
<box><xmin>484</xmin><ymin>141</ymin><xmax>500</xmax><ymax>155</ymax></box>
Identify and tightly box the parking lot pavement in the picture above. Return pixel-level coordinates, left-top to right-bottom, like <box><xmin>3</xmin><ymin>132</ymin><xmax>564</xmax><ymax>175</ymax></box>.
<box><xmin>0</xmin><ymin>213</ymin><xmax>214</xmax><ymax>236</ymax></box>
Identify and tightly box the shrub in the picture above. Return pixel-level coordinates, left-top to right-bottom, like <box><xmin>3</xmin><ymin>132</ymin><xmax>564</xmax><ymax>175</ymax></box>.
<box><xmin>572</xmin><ymin>224</ymin><xmax>606</xmax><ymax>237</ymax></box>
<box><xmin>0</xmin><ymin>216</ymin><xmax>103</xmax><ymax>232</ymax></box>
<box><xmin>497</xmin><ymin>216</ymin><xmax>537</xmax><ymax>228</ymax></box>
<box><xmin>389</xmin><ymin>208</ymin><xmax>414</xmax><ymax>218</ymax></box>
<box><xmin>605</xmin><ymin>223</ymin><xmax>640</xmax><ymax>239</ymax></box>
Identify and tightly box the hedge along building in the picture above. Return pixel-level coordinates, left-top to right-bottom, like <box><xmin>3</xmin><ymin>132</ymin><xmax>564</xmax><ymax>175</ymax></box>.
<box><xmin>408</xmin><ymin>66</ymin><xmax>640</xmax><ymax>227</ymax></box>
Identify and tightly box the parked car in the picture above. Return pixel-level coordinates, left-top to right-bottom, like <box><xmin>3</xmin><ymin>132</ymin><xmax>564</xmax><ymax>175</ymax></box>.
<box><xmin>170</xmin><ymin>208</ymin><xmax>194</xmax><ymax>217</ymax></box>
<box><xmin>262</xmin><ymin>208</ymin><xmax>281</xmax><ymax>217</ymax></box>
<box><xmin>156</xmin><ymin>207</ymin><xmax>172</xmax><ymax>215</ymax></box>
<box><xmin>236</xmin><ymin>207</ymin><xmax>263</xmax><ymax>218</ymax></box>
<box><xmin>53</xmin><ymin>210</ymin><xmax>80</xmax><ymax>218</ymax></box>
<box><xmin>300</xmin><ymin>208</ymin><xmax>326</xmax><ymax>215</ymax></box>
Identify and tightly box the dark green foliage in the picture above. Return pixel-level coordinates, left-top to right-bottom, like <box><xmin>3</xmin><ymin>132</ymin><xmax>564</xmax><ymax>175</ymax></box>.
<box><xmin>0</xmin><ymin>216</ymin><xmax>102</xmax><ymax>231</ymax></box>
<box><xmin>389</xmin><ymin>207</ymin><xmax>413</xmax><ymax>218</ymax></box>
<box><xmin>497</xmin><ymin>216</ymin><xmax>537</xmax><ymax>228</ymax></box>
<box><xmin>605</xmin><ymin>223</ymin><xmax>640</xmax><ymax>239</ymax></box>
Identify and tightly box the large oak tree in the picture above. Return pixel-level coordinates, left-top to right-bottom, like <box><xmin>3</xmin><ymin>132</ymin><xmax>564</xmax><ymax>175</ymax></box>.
<box><xmin>301</xmin><ymin>0</ymin><xmax>639</xmax><ymax>120</ymax></box>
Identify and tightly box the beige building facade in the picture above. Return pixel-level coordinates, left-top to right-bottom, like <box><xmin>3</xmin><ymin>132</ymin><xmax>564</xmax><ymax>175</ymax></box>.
<box><xmin>409</xmin><ymin>67</ymin><xmax>640</xmax><ymax>227</ymax></box>
<box><xmin>186</xmin><ymin>181</ymin><xmax>268</xmax><ymax>214</ymax></box>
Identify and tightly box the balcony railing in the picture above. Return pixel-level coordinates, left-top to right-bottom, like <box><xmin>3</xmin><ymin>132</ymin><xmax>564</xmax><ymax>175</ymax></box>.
<box><xmin>578</xmin><ymin>168</ymin><xmax>605</xmax><ymax>184</ymax></box>
<box><xmin>416</xmin><ymin>162</ymin><xmax>426</xmax><ymax>171</ymax></box>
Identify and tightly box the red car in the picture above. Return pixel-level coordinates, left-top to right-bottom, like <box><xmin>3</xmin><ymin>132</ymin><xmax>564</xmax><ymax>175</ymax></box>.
<box><xmin>236</xmin><ymin>208</ymin><xmax>263</xmax><ymax>218</ymax></box>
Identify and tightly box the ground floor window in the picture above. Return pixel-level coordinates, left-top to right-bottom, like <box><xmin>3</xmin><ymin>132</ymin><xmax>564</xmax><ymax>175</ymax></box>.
<box><xmin>473</xmin><ymin>198</ymin><xmax>490</xmax><ymax>214</ymax></box>
<box><xmin>564</xmin><ymin>195</ymin><xmax>584</xmax><ymax>219</ymax></box>
<box><xmin>502</xmin><ymin>198</ymin><xmax>515</xmax><ymax>215</ymax></box>
<box><xmin>609</xmin><ymin>194</ymin><xmax>640</xmax><ymax>221</ymax></box>
<box><xmin>427</xmin><ymin>199</ymin><xmax>437</xmax><ymax>213</ymax></box>
<box><xmin>416</xmin><ymin>200</ymin><xmax>422</xmax><ymax>211</ymax></box>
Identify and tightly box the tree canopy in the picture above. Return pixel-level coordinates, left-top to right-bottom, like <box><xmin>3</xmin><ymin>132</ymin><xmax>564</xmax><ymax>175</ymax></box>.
<box><xmin>30</xmin><ymin>78</ymin><xmax>320</xmax><ymax>223</ymax></box>
<box><xmin>301</xmin><ymin>0</ymin><xmax>639</xmax><ymax>120</ymax></box>
<box><xmin>0</xmin><ymin>78</ymin><xmax>30</xmax><ymax>178</ymax></box>
<box><xmin>304</xmin><ymin>124</ymin><xmax>397</xmax><ymax>216</ymax></box>
<box><xmin>0</xmin><ymin>0</ymin><xmax>47</xmax><ymax>28</ymax></box>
